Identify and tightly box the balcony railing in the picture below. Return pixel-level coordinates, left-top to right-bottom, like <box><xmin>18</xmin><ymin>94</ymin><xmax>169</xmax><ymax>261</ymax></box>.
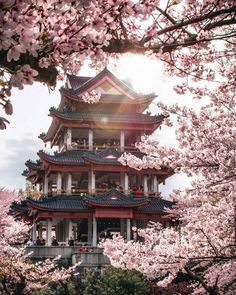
<box><xmin>62</xmin><ymin>143</ymin><xmax>139</xmax><ymax>152</ymax></box>
<box><xmin>49</xmin><ymin>189</ymin><xmax>160</xmax><ymax>197</ymax></box>
<box><xmin>27</xmin><ymin>188</ymin><xmax>160</xmax><ymax>199</ymax></box>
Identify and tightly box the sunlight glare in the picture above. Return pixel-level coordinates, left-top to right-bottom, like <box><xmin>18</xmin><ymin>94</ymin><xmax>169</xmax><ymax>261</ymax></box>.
<box><xmin>112</xmin><ymin>54</ymin><xmax>164</xmax><ymax>94</ymax></box>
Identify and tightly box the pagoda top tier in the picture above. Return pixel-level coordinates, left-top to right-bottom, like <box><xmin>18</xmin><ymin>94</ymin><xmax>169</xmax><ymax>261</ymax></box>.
<box><xmin>39</xmin><ymin>68</ymin><xmax>162</xmax><ymax>147</ymax></box>
<box><xmin>59</xmin><ymin>67</ymin><xmax>156</xmax><ymax>111</ymax></box>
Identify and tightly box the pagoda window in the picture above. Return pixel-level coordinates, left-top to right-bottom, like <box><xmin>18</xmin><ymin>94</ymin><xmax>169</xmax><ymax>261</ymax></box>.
<box><xmin>92</xmin><ymin>129</ymin><xmax>120</xmax><ymax>151</ymax></box>
<box><xmin>63</xmin><ymin>131</ymin><xmax>67</xmax><ymax>145</ymax></box>
<box><xmin>96</xmin><ymin>172</ymin><xmax>121</xmax><ymax>192</ymax></box>
<box><xmin>136</xmin><ymin>174</ymin><xmax>142</xmax><ymax>188</ymax></box>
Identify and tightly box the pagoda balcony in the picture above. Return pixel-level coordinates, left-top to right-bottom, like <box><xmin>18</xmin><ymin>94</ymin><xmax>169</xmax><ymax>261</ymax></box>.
<box><xmin>24</xmin><ymin>245</ymin><xmax>110</xmax><ymax>267</ymax></box>
<box><xmin>48</xmin><ymin>189</ymin><xmax>160</xmax><ymax>198</ymax></box>
<box><xmin>29</xmin><ymin>189</ymin><xmax>160</xmax><ymax>199</ymax></box>
<box><xmin>65</xmin><ymin>143</ymin><xmax>139</xmax><ymax>153</ymax></box>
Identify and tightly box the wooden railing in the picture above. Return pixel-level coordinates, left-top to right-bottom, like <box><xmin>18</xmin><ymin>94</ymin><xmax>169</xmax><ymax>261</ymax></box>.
<box><xmin>61</xmin><ymin>143</ymin><xmax>139</xmax><ymax>152</ymax></box>
<box><xmin>48</xmin><ymin>189</ymin><xmax>160</xmax><ymax>197</ymax></box>
<box><xmin>28</xmin><ymin>188</ymin><xmax>160</xmax><ymax>199</ymax></box>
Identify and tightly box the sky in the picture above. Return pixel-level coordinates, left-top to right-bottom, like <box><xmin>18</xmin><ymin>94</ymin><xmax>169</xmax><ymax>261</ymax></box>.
<box><xmin>0</xmin><ymin>54</ymin><xmax>191</xmax><ymax>197</ymax></box>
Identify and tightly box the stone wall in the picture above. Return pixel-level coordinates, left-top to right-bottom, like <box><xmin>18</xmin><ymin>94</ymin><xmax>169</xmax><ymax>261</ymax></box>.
<box><xmin>25</xmin><ymin>246</ymin><xmax>110</xmax><ymax>266</ymax></box>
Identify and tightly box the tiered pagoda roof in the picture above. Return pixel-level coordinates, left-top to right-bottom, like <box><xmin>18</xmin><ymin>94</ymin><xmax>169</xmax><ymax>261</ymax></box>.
<box><xmin>40</xmin><ymin>68</ymin><xmax>161</xmax><ymax>145</ymax></box>
<box><xmin>49</xmin><ymin>107</ymin><xmax>164</xmax><ymax>124</ymax></box>
<box><xmin>12</xmin><ymin>189</ymin><xmax>173</xmax><ymax>221</ymax></box>
<box><xmin>16</xmin><ymin>68</ymin><xmax>174</xmax><ymax>224</ymax></box>
<box><xmin>23</xmin><ymin>160</ymin><xmax>44</xmax><ymax>183</ymax></box>
<box><xmin>62</xmin><ymin>68</ymin><xmax>156</xmax><ymax>103</ymax></box>
<box><xmin>35</xmin><ymin>148</ymin><xmax>172</xmax><ymax>178</ymax></box>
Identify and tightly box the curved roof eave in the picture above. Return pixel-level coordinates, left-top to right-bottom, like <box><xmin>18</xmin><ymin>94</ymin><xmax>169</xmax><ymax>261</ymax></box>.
<box><xmin>60</xmin><ymin>68</ymin><xmax>157</xmax><ymax>102</ymax></box>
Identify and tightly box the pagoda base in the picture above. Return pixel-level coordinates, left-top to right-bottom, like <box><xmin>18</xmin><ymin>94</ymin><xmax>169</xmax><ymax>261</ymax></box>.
<box><xmin>24</xmin><ymin>246</ymin><xmax>110</xmax><ymax>267</ymax></box>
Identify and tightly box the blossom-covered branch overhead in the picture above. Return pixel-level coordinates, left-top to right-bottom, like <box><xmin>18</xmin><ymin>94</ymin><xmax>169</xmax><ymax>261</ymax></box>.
<box><xmin>0</xmin><ymin>0</ymin><xmax>235</xmax><ymax>127</ymax></box>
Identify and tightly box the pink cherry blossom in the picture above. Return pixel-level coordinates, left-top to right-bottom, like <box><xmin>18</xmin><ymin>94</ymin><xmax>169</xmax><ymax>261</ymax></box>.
<box><xmin>102</xmin><ymin>85</ymin><xmax>236</xmax><ymax>293</ymax></box>
<box><xmin>0</xmin><ymin>1</ymin><xmax>236</xmax><ymax>292</ymax></box>
<box><xmin>0</xmin><ymin>0</ymin><xmax>235</xmax><ymax>125</ymax></box>
<box><xmin>0</xmin><ymin>188</ymin><xmax>78</xmax><ymax>294</ymax></box>
<box><xmin>81</xmin><ymin>90</ymin><xmax>101</xmax><ymax>104</ymax></box>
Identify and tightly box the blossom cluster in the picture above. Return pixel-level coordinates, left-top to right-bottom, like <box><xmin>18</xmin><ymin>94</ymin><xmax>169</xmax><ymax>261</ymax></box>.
<box><xmin>102</xmin><ymin>7</ymin><xmax>236</xmax><ymax>289</ymax></box>
<box><xmin>0</xmin><ymin>188</ymin><xmax>78</xmax><ymax>294</ymax></box>
<box><xmin>102</xmin><ymin>186</ymin><xmax>236</xmax><ymax>293</ymax></box>
<box><xmin>0</xmin><ymin>0</ymin><xmax>235</xmax><ymax>124</ymax></box>
<box><xmin>81</xmin><ymin>90</ymin><xmax>101</xmax><ymax>104</ymax></box>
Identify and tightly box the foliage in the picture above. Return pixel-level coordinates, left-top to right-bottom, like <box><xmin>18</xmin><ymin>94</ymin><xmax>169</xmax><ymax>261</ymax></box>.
<box><xmin>100</xmin><ymin>3</ymin><xmax>236</xmax><ymax>292</ymax></box>
<box><xmin>103</xmin><ymin>75</ymin><xmax>236</xmax><ymax>294</ymax></box>
<box><xmin>32</xmin><ymin>278</ymin><xmax>78</xmax><ymax>295</ymax></box>
<box><xmin>0</xmin><ymin>0</ymin><xmax>235</xmax><ymax>127</ymax></box>
<box><xmin>1</xmin><ymin>0</ymin><xmax>236</xmax><ymax>294</ymax></box>
<box><xmin>102</xmin><ymin>100</ymin><xmax>236</xmax><ymax>293</ymax></box>
<box><xmin>100</xmin><ymin>266</ymin><xmax>151</xmax><ymax>295</ymax></box>
<box><xmin>79</xmin><ymin>268</ymin><xmax>101</xmax><ymax>295</ymax></box>
<box><xmin>33</xmin><ymin>267</ymin><xmax>150</xmax><ymax>295</ymax></box>
<box><xmin>100</xmin><ymin>2</ymin><xmax>236</xmax><ymax>291</ymax></box>
<box><xmin>79</xmin><ymin>266</ymin><xmax>151</xmax><ymax>295</ymax></box>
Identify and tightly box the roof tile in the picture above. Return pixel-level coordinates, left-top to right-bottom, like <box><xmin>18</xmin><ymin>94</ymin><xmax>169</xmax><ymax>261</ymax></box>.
<box><xmin>11</xmin><ymin>190</ymin><xmax>173</xmax><ymax>213</ymax></box>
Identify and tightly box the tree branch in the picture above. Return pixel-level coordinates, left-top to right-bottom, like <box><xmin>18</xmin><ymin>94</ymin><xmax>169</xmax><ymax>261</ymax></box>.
<box><xmin>184</xmin><ymin>266</ymin><xmax>219</xmax><ymax>295</ymax></box>
<box><xmin>104</xmin><ymin>5</ymin><xmax>236</xmax><ymax>54</ymax></box>
<box><xmin>143</xmin><ymin>5</ymin><xmax>236</xmax><ymax>43</ymax></box>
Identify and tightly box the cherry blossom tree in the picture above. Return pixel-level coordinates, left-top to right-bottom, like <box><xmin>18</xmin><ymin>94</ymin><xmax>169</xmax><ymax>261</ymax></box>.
<box><xmin>0</xmin><ymin>188</ymin><xmax>77</xmax><ymax>295</ymax></box>
<box><xmin>1</xmin><ymin>0</ymin><xmax>236</xmax><ymax>293</ymax></box>
<box><xmin>99</xmin><ymin>4</ymin><xmax>236</xmax><ymax>291</ymax></box>
<box><xmin>102</xmin><ymin>73</ymin><xmax>236</xmax><ymax>293</ymax></box>
<box><xmin>0</xmin><ymin>0</ymin><xmax>235</xmax><ymax>127</ymax></box>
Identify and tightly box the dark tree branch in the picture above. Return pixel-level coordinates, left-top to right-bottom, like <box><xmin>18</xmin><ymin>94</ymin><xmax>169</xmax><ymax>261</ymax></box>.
<box><xmin>104</xmin><ymin>5</ymin><xmax>236</xmax><ymax>54</ymax></box>
<box><xmin>155</xmin><ymin>7</ymin><xmax>194</xmax><ymax>38</ymax></box>
<box><xmin>184</xmin><ymin>266</ymin><xmax>220</xmax><ymax>295</ymax></box>
<box><xmin>141</xmin><ymin>5</ymin><xmax>236</xmax><ymax>44</ymax></box>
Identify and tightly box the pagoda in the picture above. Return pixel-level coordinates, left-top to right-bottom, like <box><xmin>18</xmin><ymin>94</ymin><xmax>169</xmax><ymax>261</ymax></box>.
<box><xmin>13</xmin><ymin>68</ymin><xmax>173</xmax><ymax>251</ymax></box>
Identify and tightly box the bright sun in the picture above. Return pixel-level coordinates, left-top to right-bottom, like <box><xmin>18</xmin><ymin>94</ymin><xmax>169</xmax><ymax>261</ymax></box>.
<box><xmin>111</xmin><ymin>53</ymin><xmax>164</xmax><ymax>94</ymax></box>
